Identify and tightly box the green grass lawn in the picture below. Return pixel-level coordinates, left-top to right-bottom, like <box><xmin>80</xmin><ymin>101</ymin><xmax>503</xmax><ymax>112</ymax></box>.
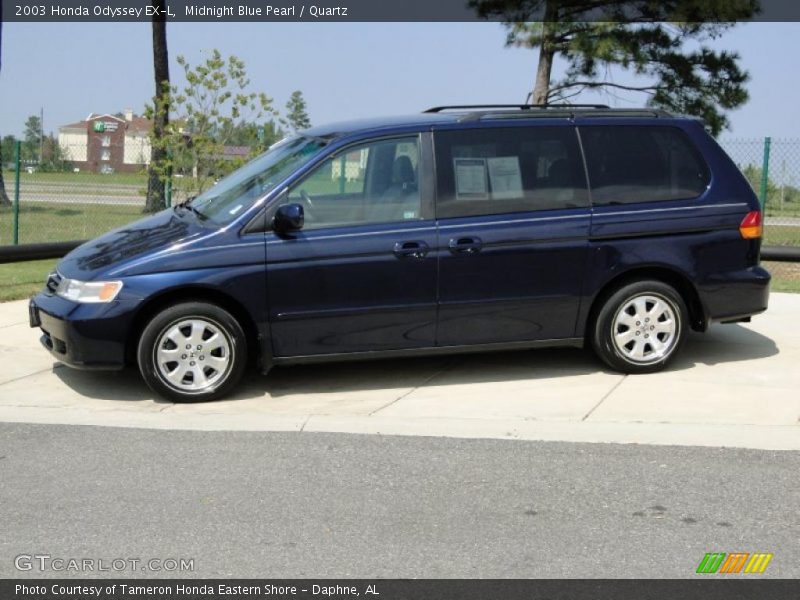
<box><xmin>3</xmin><ymin>169</ymin><xmax>147</xmax><ymax>187</ymax></box>
<box><xmin>771</xmin><ymin>279</ymin><xmax>800</xmax><ymax>293</ymax></box>
<box><xmin>0</xmin><ymin>259</ymin><xmax>57</xmax><ymax>302</ymax></box>
<box><xmin>764</xmin><ymin>199</ymin><xmax>800</xmax><ymax>219</ymax></box>
<box><xmin>0</xmin><ymin>202</ymin><xmax>145</xmax><ymax>245</ymax></box>
<box><xmin>763</xmin><ymin>261</ymin><xmax>800</xmax><ymax>293</ymax></box>
<box><xmin>763</xmin><ymin>225</ymin><xmax>800</xmax><ymax>247</ymax></box>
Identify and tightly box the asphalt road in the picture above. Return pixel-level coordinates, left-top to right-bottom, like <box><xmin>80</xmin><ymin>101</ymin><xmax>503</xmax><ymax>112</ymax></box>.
<box><xmin>0</xmin><ymin>423</ymin><xmax>797</xmax><ymax>579</ymax></box>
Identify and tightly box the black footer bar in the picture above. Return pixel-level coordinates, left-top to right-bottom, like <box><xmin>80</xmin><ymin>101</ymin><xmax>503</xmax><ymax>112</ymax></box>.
<box><xmin>2</xmin><ymin>579</ymin><xmax>799</xmax><ymax>600</ymax></box>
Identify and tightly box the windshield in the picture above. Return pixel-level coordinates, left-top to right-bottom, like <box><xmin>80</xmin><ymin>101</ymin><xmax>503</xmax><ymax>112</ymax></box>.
<box><xmin>186</xmin><ymin>136</ymin><xmax>329</xmax><ymax>225</ymax></box>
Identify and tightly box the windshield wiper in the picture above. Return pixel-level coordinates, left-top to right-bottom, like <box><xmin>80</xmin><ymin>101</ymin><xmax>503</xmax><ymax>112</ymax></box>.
<box><xmin>174</xmin><ymin>196</ymin><xmax>208</xmax><ymax>220</ymax></box>
<box><xmin>183</xmin><ymin>204</ymin><xmax>208</xmax><ymax>220</ymax></box>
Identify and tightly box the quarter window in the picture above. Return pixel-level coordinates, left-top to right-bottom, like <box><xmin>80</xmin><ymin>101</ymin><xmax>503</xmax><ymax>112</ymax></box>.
<box><xmin>580</xmin><ymin>126</ymin><xmax>710</xmax><ymax>205</ymax></box>
<box><xmin>286</xmin><ymin>136</ymin><xmax>422</xmax><ymax>230</ymax></box>
<box><xmin>434</xmin><ymin>126</ymin><xmax>589</xmax><ymax>219</ymax></box>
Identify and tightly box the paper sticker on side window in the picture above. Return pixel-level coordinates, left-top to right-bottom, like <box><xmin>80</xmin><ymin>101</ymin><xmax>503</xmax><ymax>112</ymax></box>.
<box><xmin>454</xmin><ymin>158</ymin><xmax>488</xmax><ymax>200</ymax></box>
<box><xmin>487</xmin><ymin>156</ymin><xmax>523</xmax><ymax>200</ymax></box>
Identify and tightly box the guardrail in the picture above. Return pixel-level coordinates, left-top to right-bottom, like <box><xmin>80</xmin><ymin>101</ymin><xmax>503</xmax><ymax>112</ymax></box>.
<box><xmin>761</xmin><ymin>246</ymin><xmax>800</xmax><ymax>262</ymax></box>
<box><xmin>0</xmin><ymin>240</ymin><xmax>84</xmax><ymax>264</ymax></box>
<box><xmin>1</xmin><ymin>240</ymin><xmax>799</xmax><ymax>265</ymax></box>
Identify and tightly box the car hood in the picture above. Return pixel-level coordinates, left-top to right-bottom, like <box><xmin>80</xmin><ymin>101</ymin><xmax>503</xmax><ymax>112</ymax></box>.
<box><xmin>57</xmin><ymin>208</ymin><xmax>208</xmax><ymax>280</ymax></box>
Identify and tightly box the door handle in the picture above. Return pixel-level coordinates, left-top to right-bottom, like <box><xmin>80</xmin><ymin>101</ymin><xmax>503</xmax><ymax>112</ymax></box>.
<box><xmin>393</xmin><ymin>240</ymin><xmax>429</xmax><ymax>260</ymax></box>
<box><xmin>448</xmin><ymin>236</ymin><xmax>483</xmax><ymax>255</ymax></box>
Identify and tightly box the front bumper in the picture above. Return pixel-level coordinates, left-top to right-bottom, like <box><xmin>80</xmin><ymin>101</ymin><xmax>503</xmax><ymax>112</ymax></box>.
<box><xmin>29</xmin><ymin>294</ymin><xmax>128</xmax><ymax>370</ymax></box>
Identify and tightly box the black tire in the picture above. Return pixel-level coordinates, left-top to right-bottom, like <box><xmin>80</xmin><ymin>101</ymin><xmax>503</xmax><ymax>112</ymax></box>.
<box><xmin>591</xmin><ymin>280</ymin><xmax>688</xmax><ymax>374</ymax></box>
<box><xmin>137</xmin><ymin>302</ymin><xmax>248</xmax><ymax>402</ymax></box>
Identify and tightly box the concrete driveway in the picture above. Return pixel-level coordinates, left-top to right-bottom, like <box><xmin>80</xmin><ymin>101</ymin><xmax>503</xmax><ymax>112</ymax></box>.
<box><xmin>0</xmin><ymin>294</ymin><xmax>798</xmax><ymax>450</ymax></box>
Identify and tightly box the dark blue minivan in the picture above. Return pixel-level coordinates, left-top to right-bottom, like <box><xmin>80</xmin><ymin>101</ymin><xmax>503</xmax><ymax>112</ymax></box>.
<box><xmin>29</xmin><ymin>105</ymin><xmax>770</xmax><ymax>401</ymax></box>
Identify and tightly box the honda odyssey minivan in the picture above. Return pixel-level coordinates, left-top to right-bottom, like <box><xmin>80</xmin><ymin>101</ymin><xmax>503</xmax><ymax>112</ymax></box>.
<box><xmin>29</xmin><ymin>105</ymin><xmax>770</xmax><ymax>401</ymax></box>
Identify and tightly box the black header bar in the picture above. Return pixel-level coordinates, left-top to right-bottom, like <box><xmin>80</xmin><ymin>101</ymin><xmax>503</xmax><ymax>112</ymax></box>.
<box><xmin>4</xmin><ymin>0</ymin><xmax>800</xmax><ymax>22</ymax></box>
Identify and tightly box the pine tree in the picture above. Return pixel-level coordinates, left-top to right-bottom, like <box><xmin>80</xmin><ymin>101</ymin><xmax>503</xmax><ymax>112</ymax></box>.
<box><xmin>471</xmin><ymin>0</ymin><xmax>759</xmax><ymax>134</ymax></box>
<box><xmin>284</xmin><ymin>91</ymin><xmax>311</xmax><ymax>133</ymax></box>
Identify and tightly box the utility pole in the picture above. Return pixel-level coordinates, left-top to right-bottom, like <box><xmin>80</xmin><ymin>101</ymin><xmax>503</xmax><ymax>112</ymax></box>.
<box><xmin>39</xmin><ymin>107</ymin><xmax>44</xmax><ymax>164</ymax></box>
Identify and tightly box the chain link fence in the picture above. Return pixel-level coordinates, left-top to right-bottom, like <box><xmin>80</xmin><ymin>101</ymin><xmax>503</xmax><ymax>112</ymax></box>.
<box><xmin>1</xmin><ymin>136</ymin><xmax>799</xmax><ymax>290</ymax></box>
<box><xmin>719</xmin><ymin>138</ymin><xmax>800</xmax><ymax>291</ymax></box>
<box><xmin>1</xmin><ymin>138</ymin><xmax>151</xmax><ymax>245</ymax></box>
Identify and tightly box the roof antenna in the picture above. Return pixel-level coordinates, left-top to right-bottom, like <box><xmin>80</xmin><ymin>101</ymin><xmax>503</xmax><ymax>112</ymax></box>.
<box><xmin>524</xmin><ymin>91</ymin><xmax>533</xmax><ymax>105</ymax></box>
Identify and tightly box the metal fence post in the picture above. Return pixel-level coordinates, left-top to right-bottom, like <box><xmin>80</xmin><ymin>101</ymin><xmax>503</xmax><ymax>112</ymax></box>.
<box><xmin>338</xmin><ymin>155</ymin><xmax>346</xmax><ymax>194</ymax></box>
<box><xmin>165</xmin><ymin>151</ymin><xmax>173</xmax><ymax>208</ymax></box>
<box><xmin>165</xmin><ymin>177</ymin><xmax>172</xmax><ymax>208</ymax></box>
<box><xmin>13</xmin><ymin>141</ymin><xmax>21</xmax><ymax>245</ymax></box>
<box><xmin>759</xmin><ymin>136</ymin><xmax>771</xmax><ymax>210</ymax></box>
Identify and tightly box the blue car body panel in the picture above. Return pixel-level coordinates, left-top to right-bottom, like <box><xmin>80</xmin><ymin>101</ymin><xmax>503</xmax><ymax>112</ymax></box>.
<box><xmin>435</xmin><ymin>209</ymin><xmax>590</xmax><ymax>345</ymax></box>
<box><xmin>265</xmin><ymin>221</ymin><xmax>438</xmax><ymax>357</ymax></box>
<box><xmin>30</xmin><ymin>112</ymin><xmax>770</xmax><ymax>372</ymax></box>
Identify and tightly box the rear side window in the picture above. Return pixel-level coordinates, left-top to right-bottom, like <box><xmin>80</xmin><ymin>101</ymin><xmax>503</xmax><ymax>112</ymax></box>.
<box><xmin>434</xmin><ymin>126</ymin><xmax>589</xmax><ymax>219</ymax></box>
<box><xmin>580</xmin><ymin>126</ymin><xmax>709</xmax><ymax>206</ymax></box>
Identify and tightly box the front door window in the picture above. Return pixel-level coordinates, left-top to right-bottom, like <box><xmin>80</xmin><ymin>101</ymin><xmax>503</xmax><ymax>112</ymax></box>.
<box><xmin>286</xmin><ymin>136</ymin><xmax>422</xmax><ymax>229</ymax></box>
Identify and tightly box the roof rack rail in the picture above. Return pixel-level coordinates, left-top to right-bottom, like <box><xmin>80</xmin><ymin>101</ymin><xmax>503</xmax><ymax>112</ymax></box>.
<box><xmin>472</xmin><ymin>108</ymin><xmax>672</xmax><ymax>121</ymax></box>
<box><xmin>424</xmin><ymin>103</ymin><xmax>611</xmax><ymax>113</ymax></box>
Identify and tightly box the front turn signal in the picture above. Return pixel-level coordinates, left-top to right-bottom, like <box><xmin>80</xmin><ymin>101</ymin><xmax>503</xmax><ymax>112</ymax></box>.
<box><xmin>739</xmin><ymin>210</ymin><xmax>762</xmax><ymax>239</ymax></box>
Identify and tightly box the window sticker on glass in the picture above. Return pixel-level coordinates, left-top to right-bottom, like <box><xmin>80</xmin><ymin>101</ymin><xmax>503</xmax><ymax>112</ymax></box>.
<box><xmin>487</xmin><ymin>156</ymin><xmax>524</xmax><ymax>200</ymax></box>
<box><xmin>454</xmin><ymin>158</ymin><xmax>489</xmax><ymax>200</ymax></box>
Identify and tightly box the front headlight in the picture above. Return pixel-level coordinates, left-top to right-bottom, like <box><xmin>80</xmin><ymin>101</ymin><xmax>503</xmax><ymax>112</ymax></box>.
<box><xmin>55</xmin><ymin>277</ymin><xmax>123</xmax><ymax>303</ymax></box>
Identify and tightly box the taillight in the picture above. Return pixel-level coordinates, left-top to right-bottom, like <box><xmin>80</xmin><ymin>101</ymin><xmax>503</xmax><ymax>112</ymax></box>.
<box><xmin>739</xmin><ymin>210</ymin><xmax>762</xmax><ymax>239</ymax></box>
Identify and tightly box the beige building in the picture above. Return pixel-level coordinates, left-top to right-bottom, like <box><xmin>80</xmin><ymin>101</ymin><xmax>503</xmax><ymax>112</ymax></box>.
<box><xmin>58</xmin><ymin>109</ymin><xmax>152</xmax><ymax>173</ymax></box>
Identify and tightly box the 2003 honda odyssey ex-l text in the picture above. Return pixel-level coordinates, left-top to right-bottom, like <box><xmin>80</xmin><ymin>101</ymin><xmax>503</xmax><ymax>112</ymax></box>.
<box><xmin>29</xmin><ymin>105</ymin><xmax>770</xmax><ymax>401</ymax></box>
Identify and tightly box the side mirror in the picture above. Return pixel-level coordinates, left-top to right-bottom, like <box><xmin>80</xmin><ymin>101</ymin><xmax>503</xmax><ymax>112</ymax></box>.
<box><xmin>273</xmin><ymin>203</ymin><xmax>304</xmax><ymax>233</ymax></box>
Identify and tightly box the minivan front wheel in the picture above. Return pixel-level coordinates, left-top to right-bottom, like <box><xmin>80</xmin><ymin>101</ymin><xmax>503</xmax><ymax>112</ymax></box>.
<box><xmin>592</xmin><ymin>280</ymin><xmax>688</xmax><ymax>374</ymax></box>
<box><xmin>137</xmin><ymin>302</ymin><xmax>247</xmax><ymax>402</ymax></box>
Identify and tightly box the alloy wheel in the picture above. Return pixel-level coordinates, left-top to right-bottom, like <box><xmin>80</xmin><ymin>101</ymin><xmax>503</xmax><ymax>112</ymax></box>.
<box><xmin>154</xmin><ymin>318</ymin><xmax>233</xmax><ymax>393</ymax></box>
<box><xmin>611</xmin><ymin>294</ymin><xmax>679</xmax><ymax>365</ymax></box>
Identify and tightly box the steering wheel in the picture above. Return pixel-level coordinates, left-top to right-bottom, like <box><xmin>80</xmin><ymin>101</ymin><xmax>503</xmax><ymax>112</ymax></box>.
<box><xmin>300</xmin><ymin>189</ymin><xmax>315</xmax><ymax>209</ymax></box>
<box><xmin>295</xmin><ymin>189</ymin><xmax>318</xmax><ymax>223</ymax></box>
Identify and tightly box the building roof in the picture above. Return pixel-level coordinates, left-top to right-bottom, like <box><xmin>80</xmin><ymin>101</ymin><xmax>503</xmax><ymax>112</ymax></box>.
<box><xmin>223</xmin><ymin>145</ymin><xmax>251</xmax><ymax>158</ymax></box>
<box><xmin>60</xmin><ymin>120</ymin><xmax>88</xmax><ymax>131</ymax></box>
<box><xmin>58</xmin><ymin>113</ymin><xmax>153</xmax><ymax>134</ymax></box>
<box><xmin>126</xmin><ymin>116</ymin><xmax>152</xmax><ymax>133</ymax></box>
<box><xmin>89</xmin><ymin>113</ymin><xmax>124</xmax><ymax>122</ymax></box>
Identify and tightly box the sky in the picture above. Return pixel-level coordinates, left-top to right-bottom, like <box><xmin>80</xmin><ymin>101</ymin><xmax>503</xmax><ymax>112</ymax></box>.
<box><xmin>1</xmin><ymin>22</ymin><xmax>798</xmax><ymax>140</ymax></box>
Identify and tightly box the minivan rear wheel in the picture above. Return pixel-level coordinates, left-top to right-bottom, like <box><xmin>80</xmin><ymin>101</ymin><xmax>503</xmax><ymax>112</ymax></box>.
<box><xmin>137</xmin><ymin>302</ymin><xmax>247</xmax><ymax>402</ymax></box>
<box><xmin>591</xmin><ymin>280</ymin><xmax>688</xmax><ymax>374</ymax></box>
